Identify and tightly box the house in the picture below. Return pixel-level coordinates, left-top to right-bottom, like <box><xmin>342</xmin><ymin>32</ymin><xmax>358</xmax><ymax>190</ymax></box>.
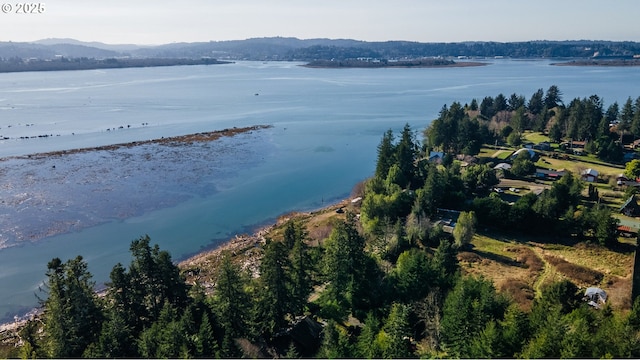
<box><xmin>434</xmin><ymin>208</ymin><xmax>461</xmax><ymax>234</ymax></box>
<box><xmin>493</xmin><ymin>163</ymin><xmax>512</xmax><ymax>171</ymax></box>
<box><xmin>617</xmin><ymin>174</ymin><xmax>629</xmax><ymax>183</ymax></box>
<box><xmin>272</xmin><ymin>316</ymin><xmax>323</xmax><ymax>357</ymax></box>
<box><xmin>619</xmin><ymin>195</ymin><xmax>640</xmax><ymax>217</ymax></box>
<box><xmin>533</xmin><ymin>142</ymin><xmax>552</xmax><ymax>151</ymax></box>
<box><xmin>535</xmin><ymin>168</ymin><xmax>566</xmax><ymax>180</ymax></box>
<box><xmin>429</xmin><ymin>151</ymin><xmax>444</xmax><ymax>164</ymax></box>
<box><xmin>584</xmin><ymin>287</ymin><xmax>607</xmax><ymax>309</ymax></box>
<box><xmin>617</xmin><ymin>225</ymin><xmax>638</xmax><ymax>237</ymax></box>
<box><xmin>624</xmin><ymin>152</ymin><xmax>638</xmax><ymax>162</ymax></box>
<box><xmin>581</xmin><ymin>168</ymin><xmax>599</xmax><ymax>182</ymax></box>
<box><xmin>561</xmin><ymin>140</ymin><xmax>586</xmax><ymax>149</ymax></box>
<box><xmin>456</xmin><ymin>154</ymin><xmax>478</xmax><ymax>165</ymax></box>
<box><xmin>510</xmin><ymin>148</ymin><xmax>537</xmax><ymax>161</ymax></box>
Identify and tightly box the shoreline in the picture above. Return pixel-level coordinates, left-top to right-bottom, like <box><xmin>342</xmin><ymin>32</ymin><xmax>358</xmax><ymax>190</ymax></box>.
<box><xmin>0</xmin><ymin>58</ymin><xmax>233</xmax><ymax>74</ymax></box>
<box><xmin>302</xmin><ymin>60</ymin><xmax>488</xmax><ymax>69</ymax></box>
<box><xmin>0</xmin><ymin>198</ymin><xmax>351</xmax><ymax>331</ymax></box>
<box><xmin>551</xmin><ymin>59</ymin><xmax>640</xmax><ymax>66</ymax></box>
<box><xmin>178</xmin><ymin>197</ymin><xmax>354</xmax><ymax>289</ymax></box>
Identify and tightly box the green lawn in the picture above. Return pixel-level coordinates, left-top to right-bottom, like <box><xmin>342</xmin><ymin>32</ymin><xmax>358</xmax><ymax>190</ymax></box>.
<box><xmin>478</xmin><ymin>146</ymin><xmax>514</xmax><ymax>160</ymax></box>
<box><xmin>535</xmin><ymin>156</ymin><xmax>623</xmax><ymax>177</ymax></box>
<box><xmin>495</xmin><ymin>150</ymin><xmax>514</xmax><ymax>160</ymax></box>
<box><xmin>522</xmin><ymin>132</ymin><xmax>550</xmax><ymax>144</ymax></box>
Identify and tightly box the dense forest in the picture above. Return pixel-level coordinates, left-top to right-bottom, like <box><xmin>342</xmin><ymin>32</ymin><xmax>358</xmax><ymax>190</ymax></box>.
<box><xmin>4</xmin><ymin>86</ymin><xmax>640</xmax><ymax>358</ymax></box>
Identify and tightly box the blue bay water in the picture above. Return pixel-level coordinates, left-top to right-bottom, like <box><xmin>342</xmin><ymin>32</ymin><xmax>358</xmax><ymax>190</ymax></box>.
<box><xmin>0</xmin><ymin>60</ymin><xmax>639</xmax><ymax>320</ymax></box>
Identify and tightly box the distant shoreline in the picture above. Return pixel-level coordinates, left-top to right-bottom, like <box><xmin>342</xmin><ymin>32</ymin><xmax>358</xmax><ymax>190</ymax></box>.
<box><xmin>303</xmin><ymin>59</ymin><xmax>488</xmax><ymax>69</ymax></box>
<box><xmin>0</xmin><ymin>57</ymin><xmax>233</xmax><ymax>74</ymax></box>
<box><xmin>551</xmin><ymin>59</ymin><xmax>640</xmax><ymax>66</ymax></box>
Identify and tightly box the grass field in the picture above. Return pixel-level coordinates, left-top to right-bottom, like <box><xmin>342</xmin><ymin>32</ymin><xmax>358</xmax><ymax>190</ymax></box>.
<box><xmin>462</xmin><ymin>232</ymin><xmax>635</xmax><ymax>311</ymax></box>
<box><xmin>478</xmin><ymin>147</ymin><xmax>513</xmax><ymax>161</ymax></box>
<box><xmin>522</xmin><ymin>131</ymin><xmax>550</xmax><ymax>144</ymax></box>
<box><xmin>535</xmin><ymin>156</ymin><xmax>623</xmax><ymax>177</ymax></box>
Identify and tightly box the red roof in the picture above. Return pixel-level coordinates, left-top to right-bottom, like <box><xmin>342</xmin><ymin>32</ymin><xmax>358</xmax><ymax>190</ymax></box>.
<box><xmin>617</xmin><ymin>225</ymin><xmax>636</xmax><ymax>233</ymax></box>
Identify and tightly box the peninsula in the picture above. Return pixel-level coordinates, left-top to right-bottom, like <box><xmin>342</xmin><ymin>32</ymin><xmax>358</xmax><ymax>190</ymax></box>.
<box><xmin>552</xmin><ymin>58</ymin><xmax>640</xmax><ymax>66</ymax></box>
<box><xmin>303</xmin><ymin>58</ymin><xmax>487</xmax><ymax>68</ymax></box>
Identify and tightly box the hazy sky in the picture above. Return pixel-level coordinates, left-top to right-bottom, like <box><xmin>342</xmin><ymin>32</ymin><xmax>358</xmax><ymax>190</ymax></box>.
<box><xmin>2</xmin><ymin>0</ymin><xmax>639</xmax><ymax>44</ymax></box>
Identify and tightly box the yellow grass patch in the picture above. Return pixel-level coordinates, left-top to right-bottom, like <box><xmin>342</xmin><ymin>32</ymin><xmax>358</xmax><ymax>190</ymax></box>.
<box><xmin>467</xmin><ymin>233</ymin><xmax>635</xmax><ymax>311</ymax></box>
<box><xmin>522</xmin><ymin>132</ymin><xmax>550</xmax><ymax>144</ymax></box>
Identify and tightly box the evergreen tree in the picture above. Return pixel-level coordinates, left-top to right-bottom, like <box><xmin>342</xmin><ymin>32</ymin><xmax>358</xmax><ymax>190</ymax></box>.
<box><xmin>498</xmin><ymin>304</ymin><xmax>530</xmax><ymax>356</ymax></box>
<box><xmin>441</xmin><ymin>276</ymin><xmax>509</xmax><ymax>357</ymax></box>
<box><xmin>590</xmin><ymin>205</ymin><xmax>619</xmax><ymax>246</ymax></box>
<box><xmin>414</xmin><ymin>165</ymin><xmax>444</xmax><ymax>216</ymax></box>
<box><xmin>316</xmin><ymin>320</ymin><xmax>353</xmax><ymax>359</ymax></box>
<box><xmin>383</xmin><ymin>303</ymin><xmax>413</xmax><ymax>358</ymax></box>
<box><xmin>41</xmin><ymin>256</ymin><xmax>104</xmax><ymax>358</ymax></box>
<box><xmin>105</xmin><ymin>236</ymin><xmax>189</xmax><ymax>336</ymax></box>
<box><xmin>391</xmin><ymin>249</ymin><xmax>434</xmax><ymax>302</ymax></box>
<box><xmin>468</xmin><ymin>320</ymin><xmax>501</xmax><ymax>358</ymax></box>
<box><xmin>255</xmin><ymin>240</ymin><xmax>293</xmax><ymax>338</ymax></box>
<box><xmin>375</xmin><ymin>129</ymin><xmax>396</xmax><ymax>181</ymax></box>
<box><xmin>432</xmin><ymin>238</ymin><xmax>459</xmax><ymax>289</ymax></box>
<box><xmin>469</xmin><ymin>98</ymin><xmax>479</xmax><ymax>111</ymax></box>
<box><xmin>508</xmin><ymin>93</ymin><xmax>526</xmax><ymax>111</ymax></box>
<box><xmin>395</xmin><ymin>123</ymin><xmax>419</xmax><ymax>189</ymax></box>
<box><xmin>84</xmin><ymin>309</ymin><xmax>135</xmax><ymax>358</ymax></box>
<box><xmin>605</xmin><ymin>101</ymin><xmax>620</xmax><ymax>128</ymax></box>
<box><xmin>356</xmin><ymin>312</ymin><xmax>383</xmax><ymax>359</ymax></box>
<box><xmin>289</xmin><ymin>223</ymin><xmax>313</xmax><ymax>316</ymax></box>
<box><xmin>195</xmin><ymin>312</ymin><xmax>219</xmax><ymax>357</ymax></box>
<box><xmin>211</xmin><ymin>253</ymin><xmax>252</xmax><ymax>356</ymax></box>
<box><xmin>528</xmin><ymin>88</ymin><xmax>545</xmax><ymax>114</ymax></box>
<box><xmin>320</xmin><ymin>214</ymin><xmax>379</xmax><ymax>320</ymax></box>
<box><xmin>544</xmin><ymin>85</ymin><xmax>563</xmax><ymax>108</ymax></box>
<box><xmin>17</xmin><ymin>319</ymin><xmax>43</xmax><ymax>359</ymax></box>
<box><xmin>480</xmin><ymin>96</ymin><xmax>495</xmax><ymax>118</ymax></box>
<box><xmin>132</xmin><ymin>236</ymin><xmax>189</xmax><ymax>325</ymax></box>
<box><xmin>529</xmin><ymin>279</ymin><xmax>581</xmax><ymax>331</ymax></box>
<box><xmin>521</xmin><ymin>307</ymin><xmax>567</xmax><ymax>358</ymax></box>
<box><xmin>284</xmin><ymin>341</ymin><xmax>300</xmax><ymax>359</ymax></box>
<box><xmin>621</xmin><ymin>97</ymin><xmax>635</xmax><ymax>140</ymax></box>
<box><xmin>549</xmin><ymin>120</ymin><xmax>563</xmax><ymax>142</ymax></box>
<box><xmin>492</xmin><ymin>93</ymin><xmax>508</xmax><ymax>115</ymax></box>
<box><xmin>137</xmin><ymin>302</ymin><xmax>189</xmax><ymax>359</ymax></box>
<box><xmin>632</xmin><ymin>96</ymin><xmax>640</xmax><ymax>138</ymax></box>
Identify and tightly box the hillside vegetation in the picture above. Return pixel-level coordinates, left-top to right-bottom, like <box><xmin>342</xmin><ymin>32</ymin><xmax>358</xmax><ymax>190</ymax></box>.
<box><xmin>3</xmin><ymin>86</ymin><xmax>640</xmax><ymax>358</ymax></box>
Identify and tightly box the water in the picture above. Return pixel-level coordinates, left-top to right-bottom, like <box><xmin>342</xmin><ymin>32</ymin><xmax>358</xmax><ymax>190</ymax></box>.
<box><xmin>0</xmin><ymin>60</ymin><xmax>639</xmax><ymax>321</ymax></box>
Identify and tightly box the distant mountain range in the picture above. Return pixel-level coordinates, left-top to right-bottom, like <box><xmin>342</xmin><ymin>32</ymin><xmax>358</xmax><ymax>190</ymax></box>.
<box><xmin>1</xmin><ymin>37</ymin><xmax>639</xmax><ymax>61</ymax></box>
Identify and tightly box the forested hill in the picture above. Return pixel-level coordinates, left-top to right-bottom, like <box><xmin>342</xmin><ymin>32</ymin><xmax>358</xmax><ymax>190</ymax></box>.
<box><xmin>5</xmin><ymin>37</ymin><xmax>640</xmax><ymax>61</ymax></box>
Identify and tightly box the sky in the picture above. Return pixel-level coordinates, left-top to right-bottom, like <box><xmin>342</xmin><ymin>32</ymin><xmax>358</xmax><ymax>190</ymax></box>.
<box><xmin>1</xmin><ymin>0</ymin><xmax>639</xmax><ymax>45</ymax></box>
